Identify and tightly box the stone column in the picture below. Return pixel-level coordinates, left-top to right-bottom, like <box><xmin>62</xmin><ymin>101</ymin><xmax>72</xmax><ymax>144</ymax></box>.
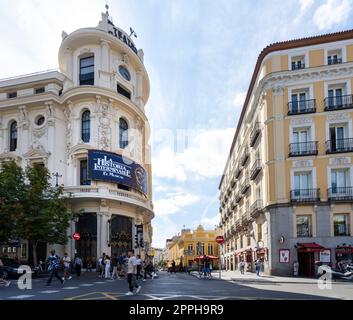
<box><xmin>99</xmin><ymin>200</ymin><xmax>111</xmax><ymax>256</ymax></box>
<box><xmin>136</xmin><ymin>69</ymin><xmax>143</xmax><ymax>109</ymax></box>
<box><xmin>97</xmin><ymin>213</ymin><xmax>102</xmax><ymax>257</ymax></box>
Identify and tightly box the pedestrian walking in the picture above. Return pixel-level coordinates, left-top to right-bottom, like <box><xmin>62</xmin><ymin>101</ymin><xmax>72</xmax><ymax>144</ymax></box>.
<box><xmin>293</xmin><ymin>261</ymin><xmax>299</xmax><ymax>277</ymax></box>
<box><xmin>136</xmin><ymin>255</ymin><xmax>143</xmax><ymax>280</ymax></box>
<box><xmin>105</xmin><ymin>255</ymin><xmax>111</xmax><ymax>279</ymax></box>
<box><xmin>171</xmin><ymin>260</ymin><xmax>177</xmax><ymax>277</ymax></box>
<box><xmin>239</xmin><ymin>260</ymin><xmax>245</xmax><ymax>275</ymax></box>
<box><xmin>62</xmin><ymin>253</ymin><xmax>72</xmax><ymax>280</ymax></box>
<box><xmin>46</xmin><ymin>250</ymin><xmax>64</xmax><ymax>286</ymax></box>
<box><xmin>125</xmin><ymin>249</ymin><xmax>141</xmax><ymax>295</ymax></box>
<box><xmin>87</xmin><ymin>259</ymin><xmax>93</xmax><ymax>272</ymax></box>
<box><xmin>255</xmin><ymin>259</ymin><xmax>261</xmax><ymax>276</ymax></box>
<box><xmin>74</xmin><ymin>255</ymin><xmax>83</xmax><ymax>276</ymax></box>
<box><xmin>111</xmin><ymin>253</ymin><xmax>118</xmax><ymax>279</ymax></box>
<box><xmin>0</xmin><ymin>258</ymin><xmax>11</xmax><ymax>287</ymax></box>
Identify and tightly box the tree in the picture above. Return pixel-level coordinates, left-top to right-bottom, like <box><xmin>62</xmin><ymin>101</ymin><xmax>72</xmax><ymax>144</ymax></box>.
<box><xmin>0</xmin><ymin>161</ymin><xmax>25</xmax><ymax>244</ymax></box>
<box><xmin>17</xmin><ymin>164</ymin><xmax>77</xmax><ymax>266</ymax></box>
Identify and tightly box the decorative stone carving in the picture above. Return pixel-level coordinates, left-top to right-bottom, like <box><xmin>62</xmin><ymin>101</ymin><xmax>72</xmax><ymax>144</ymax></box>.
<box><xmin>327</xmin><ymin>113</ymin><xmax>350</xmax><ymax>122</ymax></box>
<box><xmin>290</xmin><ymin>117</ymin><xmax>313</xmax><ymax>126</ymax></box>
<box><xmin>33</xmin><ymin>126</ymin><xmax>47</xmax><ymax>139</ymax></box>
<box><xmin>329</xmin><ymin>157</ymin><xmax>351</xmax><ymax>166</ymax></box>
<box><xmin>122</xmin><ymin>53</ymin><xmax>129</xmax><ymax>65</ymax></box>
<box><xmin>97</xmin><ymin>99</ymin><xmax>111</xmax><ymax>151</ymax></box>
<box><xmin>272</xmin><ymin>85</ymin><xmax>284</xmax><ymax>96</ymax></box>
<box><xmin>293</xmin><ymin>160</ymin><xmax>314</xmax><ymax>168</ymax></box>
<box><xmin>19</xmin><ymin>106</ymin><xmax>29</xmax><ymax>129</ymax></box>
<box><xmin>64</xmin><ymin>101</ymin><xmax>73</xmax><ymax>158</ymax></box>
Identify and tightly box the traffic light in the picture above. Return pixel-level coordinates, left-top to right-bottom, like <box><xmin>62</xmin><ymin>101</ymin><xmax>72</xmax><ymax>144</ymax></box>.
<box><xmin>140</xmin><ymin>238</ymin><xmax>144</xmax><ymax>248</ymax></box>
<box><xmin>134</xmin><ymin>234</ymin><xmax>139</xmax><ymax>248</ymax></box>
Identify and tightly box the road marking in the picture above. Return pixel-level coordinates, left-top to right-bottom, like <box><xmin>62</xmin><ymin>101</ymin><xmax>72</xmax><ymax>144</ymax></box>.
<box><xmin>80</xmin><ymin>284</ymin><xmax>94</xmax><ymax>287</ymax></box>
<box><xmin>94</xmin><ymin>282</ymin><xmax>105</xmax><ymax>284</ymax></box>
<box><xmin>102</xmin><ymin>292</ymin><xmax>119</xmax><ymax>300</ymax></box>
<box><xmin>39</xmin><ymin>290</ymin><xmax>59</xmax><ymax>294</ymax></box>
<box><xmin>62</xmin><ymin>286</ymin><xmax>79</xmax><ymax>290</ymax></box>
<box><xmin>8</xmin><ymin>295</ymin><xmax>35</xmax><ymax>299</ymax></box>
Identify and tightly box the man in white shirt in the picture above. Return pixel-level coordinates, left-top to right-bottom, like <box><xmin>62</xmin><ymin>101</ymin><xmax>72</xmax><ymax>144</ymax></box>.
<box><xmin>126</xmin><ymin>249</ymin><xmax>141</xmax><ymax>295</ymax></box>
<box><xmin>62</xmin><ymin>253</ymin><xmax>72</xmax><ymax>280</ymax></box>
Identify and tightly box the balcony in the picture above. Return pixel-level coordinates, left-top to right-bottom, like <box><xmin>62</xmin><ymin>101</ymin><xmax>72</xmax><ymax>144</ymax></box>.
<box><xmin>231</xmin><ymin>225</ymin><xmax>236</xmax><ymax>235</ymax></box>
<box><xmin>241</xmin><ymin>211</ymin><xmax>249</xmax><ymax>224</ymax></box>
<box><xmin>241</xmin><ymin>176</ymin><xmax>250</xmax><ymax>194</ymax></box>
<box><xmin>235</xmin><ymin>220</ymin><xmax>241</xmax><ymax>230</ymax></box>
<box><xmin>291</xmin><ymin>62</ymin><xmax>305</xmax><ymax>70</ymax></box>
<box><xmin>250</xmin><ymin>199</ymin><xmax>263</xmax><ymax>219</ymax></box>
<box><xmin>290</xmin><ymin>189</ymin><xmax>320</xmax><ymax>203</ymax></box>
<box><xmin>235</xmin><ymin>166</ymin><xmax>242</xmax><ymax>179</ymax></box>
<box><xmin>289</xmin><ymin>141</ymin><xmax>318</xmax><ymax>157</ymax></box>
<box><xmin>328</xmin><ymin>57</ymin><xmax>342</xmax><ymax>65</ymax></box>
<box><xmin>240</xmin><ymin>148</ymin><xmax>250</xmax><ymax>166</ymax></box>
<box><xmin>288</xmin><ymin>99</ymin><xmax>316</xmax><ymax>115</ymax></box>
<box><xmin>324</xmin><ymin>94</ymin><xmax>353</xmax><ymax>111</ymax></box>
<box><xmin>250</xmin><ymin>122</ymin><xmax>261</xmax><ymax>147</ymax></box>
<box><xmin>250</xmin><ymin>159</ymin><xmax>262</xmax><ymax>180</ymax></box>
<box><xmin>328</xmin><ymin>187</ymin><xmax>353</xmax><ymax>201</ymax></box>
<box><xmin>235</xmin><ymin>191</ymin><xmax>243</xmax><ymax>203</ymax></box>
<box><xmin>326</xmin><ymin>138</ymin><xmax>353</xmax><ymax>154</ymax></box>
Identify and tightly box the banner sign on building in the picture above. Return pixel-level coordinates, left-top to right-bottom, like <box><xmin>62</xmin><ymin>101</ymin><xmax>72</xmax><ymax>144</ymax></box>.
<box><xmin>320</xmin><ymin>249</ymin><xmax>331</xmax><ymax>263</ymax></box>
<box><xmin>88</xmin><ymin>150</ymin><xmax>147</xmax><ymax>195</ymax></box>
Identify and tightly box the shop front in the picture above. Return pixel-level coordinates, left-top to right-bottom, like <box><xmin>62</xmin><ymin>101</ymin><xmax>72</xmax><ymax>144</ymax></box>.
<box><xmin>296</xmin><ymin>242</ymin><xmax>325</xmax><ymax>277</ymax></box>
<box><xmin>256</xmin><ymin>248</ymin><xmax>268</xmax><ymax>272</ymax></box>
<box><xmin>245</xmin><ymin>249</ymin><xmax>253</xmax><ymax>272</ymax></box>
<box><xmin>335</xmin><ymin>245</ymin><xmax>353</xmax><ymax>264</ymax></box>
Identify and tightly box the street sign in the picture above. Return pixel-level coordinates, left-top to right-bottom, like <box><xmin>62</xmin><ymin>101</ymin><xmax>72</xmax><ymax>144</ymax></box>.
<box><xmin>216</xmin><ymin>236</ymin><xmax>224</xmax><ymax>244</ymax></box>
<box><xmin>73</xmin><ymin>232</ymin><xmax>81</xmax><ymax>241</ymax></box>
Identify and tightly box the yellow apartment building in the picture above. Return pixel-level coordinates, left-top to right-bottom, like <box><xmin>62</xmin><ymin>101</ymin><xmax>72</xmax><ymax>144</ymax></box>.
<box><xmin>219</xmin><ymin>29</ymin><xmax>353</xmax><ymax>277</ymax></box>
<box><xmin>167</xmin><ymin>225</ymin><xmax>219</xmax><ymax>269</ymax></box>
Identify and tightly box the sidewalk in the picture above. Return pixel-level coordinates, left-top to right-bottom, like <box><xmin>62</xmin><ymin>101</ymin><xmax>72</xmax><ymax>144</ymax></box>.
<box><xmin>191</xmin><ymin>270</ymin><xmax>323</xmax><ymax>284</ymax></box>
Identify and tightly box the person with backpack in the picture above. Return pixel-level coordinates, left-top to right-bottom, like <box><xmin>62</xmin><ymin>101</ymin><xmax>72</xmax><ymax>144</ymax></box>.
<box><xmin>46</xmin><ymin>250</ymin><xmax>64</xmax><ymax>286</ymax></box>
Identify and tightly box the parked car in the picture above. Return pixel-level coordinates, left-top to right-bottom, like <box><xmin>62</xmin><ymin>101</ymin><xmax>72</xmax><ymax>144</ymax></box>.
<box><xmin>0</xmin><ymin>257</ymin><xmax>39</xmax><ymax>279</ymax></box>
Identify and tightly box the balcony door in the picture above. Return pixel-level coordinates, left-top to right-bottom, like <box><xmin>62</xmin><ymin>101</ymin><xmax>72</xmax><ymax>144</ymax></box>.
<box><xmin>291</xmin><ymin>92</ymin><xmax>307</xmax><ymax>113</ymax></box>
<box><xmin>328</xmin><ymin>88</ymin><xmax>343</xmax><ymax>108</ymax></box>
<box><xmin>330</xmin><ymin>125</ymin><xmax>345</xmax><ymax>151</ymax></box>
<box><xmin>331</xmin><ymin>169</ymin><xmax>349</xmax><ymax>194</ymax></box>
<box><xmin>293</xmin><ymin>129</ymin><xmax>309</xmax><ymax>154</ymax></box>
<box><xmin>294</xmin><ymin>172</ymin><xmax>312</xmax><ymax>197</ymax></box>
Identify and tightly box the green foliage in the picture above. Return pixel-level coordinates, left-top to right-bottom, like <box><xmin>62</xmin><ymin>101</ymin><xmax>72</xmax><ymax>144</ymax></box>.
<box><xmin>0</xmin><ymin>161</ymin><xmax>77</xmax><ymax>246</ymax></box>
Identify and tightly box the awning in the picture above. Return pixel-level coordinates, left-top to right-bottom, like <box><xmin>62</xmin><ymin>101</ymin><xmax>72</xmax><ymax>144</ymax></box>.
<box><xmin>256</xmin><ymin>248</ymin><xmax>267</xmax><ymax>254</ymax></box>
<box><xmin>296</xmin><ymin>242</ymin><xmax>324</xmax><ymax>252</ymax></box>
<box><xmin>335</xmin><ymin>246</ymin><xmax>353</xmax><ymax>254</ymax></box>
<box><xmin>193</xmin><ymin>255</ymin><xmax>219</xmax><ymax>261</ymax></box>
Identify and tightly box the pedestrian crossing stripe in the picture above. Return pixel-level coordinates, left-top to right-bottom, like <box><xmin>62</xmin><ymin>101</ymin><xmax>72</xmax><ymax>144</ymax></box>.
<box><xmin>79</xmin><ymin>284</ymin><xmax>94</xmax><ymax>287</ymax></box>
<box><xmin>39</xmin><ymin>290</ymin><xmax>60</xmax><ymax>294</ymax></box>
<box><xmin>62</xmin><ymin>287</ymin><xmax>79</xmax><ymax>290</ymax></box>
<box><xmin>9</xmin><ymin>295</ymin><xmax>35</xmax><ymax>299</ymax></box>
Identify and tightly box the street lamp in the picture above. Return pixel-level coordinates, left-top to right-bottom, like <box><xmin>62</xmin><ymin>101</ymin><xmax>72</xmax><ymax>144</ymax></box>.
<box><xmin>52</xmin><ymin>172</ymin><xmax>62</xmax><ymax>187</ymax></box>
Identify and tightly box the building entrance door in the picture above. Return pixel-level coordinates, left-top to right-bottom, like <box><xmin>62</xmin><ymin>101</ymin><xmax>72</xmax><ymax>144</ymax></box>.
<box><xmin>110</xmin><ymin>215</ymin><xmax>132</xmax><ymax>257</ymax></box>
<box><xmin>298</xmin><ymin>252</ymin><xmax>315</xmax><ymax>277</ymax></box>
<box><xmin>75</xmin><ymin>213</ymin><xmax>97</xmax><ymax>268</ymax></box>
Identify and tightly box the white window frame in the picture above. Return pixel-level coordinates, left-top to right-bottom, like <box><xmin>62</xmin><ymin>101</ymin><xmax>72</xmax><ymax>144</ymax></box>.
<box><xmin>289</xmin><ymin>123</ymin><xmax>315</xmax><ymax>144</ymax></box>
<box><xmin>324</xmin><ymin>45</ymin><xmax>346</xmax><ymax>65</ymax></box>
<box><xmin>327</xmin><ymin>166</ymin><xmax>353</xmax><ymax>189</ymax></box>
<box><xmin>324</xmin><ymin>79</ymin><xmax>352</xmax><ymax>97</ymax></box>
<box><xmin>288</xmin><ymin>51</ymin><xmax>309</xmax><ymax>70</ymax></box>
<box><xmin>290</xmin><ymin>167</ymin><xmax>317</xmax><ymax>190</ymax></box>
<box><xmin>326</xmin><ymin>118</ymin><xmax>352</xmax><ymax>142</ymax></box>
<box><xmin>288</xmin><ymin>84</ymin><xmax>314</xmax><ymax>102</ymax></box>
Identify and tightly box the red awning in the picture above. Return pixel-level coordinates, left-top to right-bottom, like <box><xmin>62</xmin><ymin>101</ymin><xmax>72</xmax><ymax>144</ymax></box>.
<box><xmin>194</xmin><ymin>255</ymin><xmax>219</xmax><ymax>261</ymax></box>
<box><xmin>335</xmin><ymin>246</ymin><xmax>353</xmax><ymax>253</ymax></box>
<box><xmin>297</xmin><ymin>242</ymin><xmax>324</xmax><ymax>252</ymax></box>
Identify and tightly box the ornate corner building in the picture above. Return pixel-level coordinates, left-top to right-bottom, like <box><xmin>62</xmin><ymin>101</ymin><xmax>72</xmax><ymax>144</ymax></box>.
<box><xmin>219</xmin><ymin>30</ymin><xmax>353</xmax><ymax>277</ymax></box>
<box><xmin>0</xmin><ymin>9</ymin><xmax>154</xmax><ymax>265</ymax></box>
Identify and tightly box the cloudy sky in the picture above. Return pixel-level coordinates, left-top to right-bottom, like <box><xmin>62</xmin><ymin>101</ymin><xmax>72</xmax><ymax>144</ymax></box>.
<box><xmin>0</xmin><ymin>0</ymin><xmax>352</xmax><ymax>248</ymax></box>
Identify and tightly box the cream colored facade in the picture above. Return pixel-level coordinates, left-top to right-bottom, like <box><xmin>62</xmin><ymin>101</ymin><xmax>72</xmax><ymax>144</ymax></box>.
<box><xmin>167</xmin><ymin>225</ymin><xmax>219</xmax><ymax>268</ymax></box>
<box><xmin>0</xmin><ymin>10</ymin><xmax>154</xmax><ymax>265</ymax></box>
<box><xmin>220</xmin><ymin>30</ymin><xmax>353</xmax><ymax>276</ymax></box>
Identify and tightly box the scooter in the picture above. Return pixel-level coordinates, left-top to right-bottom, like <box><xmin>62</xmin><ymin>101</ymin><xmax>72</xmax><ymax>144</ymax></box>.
<box><xmin>318</xmin><ymin>264</ymin><xmax>353</xmax><ymax>281</ymax></box>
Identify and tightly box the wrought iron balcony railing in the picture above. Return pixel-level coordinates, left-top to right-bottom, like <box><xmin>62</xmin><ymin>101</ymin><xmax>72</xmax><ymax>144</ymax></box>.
<box><xmin>288</xmin><ymin>99</ymin><xmax>316</xmax><ymax>115</ymax></box>
<box><xmin>240</xmin><ymin>148</ymin><xmax>250</xmax><ymax>166</ymax></box>
<box><xmin>328</xmin><ymin>187</ymin><xmax>353</xmax><ymax>201</ymax></box>
<box><xmin>328</xmin><ymin>57</ymin><xmax>342</xmax><ymax>65</ymax></box>
<box><xmin>324</xmin><ymin>94</ymin><xmax>353</xmax><ymax>111</ymax></box>
<box><xmin>326</xmin><ymin>138</ymin><xmax>353</xmax><ymax>153</ymax></box>
<box><xmin>250</xmin><ymin>199</ymin><xmax>263</xmax><ymax>219</ymax></box>
<box><xmin>241</xmin><ymin>176</ymin><xmax>250</xmax><ymax>194</ymax></box>
<box><xmin>291</xmin><ymin>62</ymin><xmax>305</xmax><ymax>70</ymax></box>
<box><xmin>250</xmin><ymin>122</ymin><xmax>261</xmax><ymax>147</ymax></box>
<box><xmin>290</xmin><ymin>189</ymin><xmax>320</xmax><ymax>203</ymax></box>
<box><xmin>250</xmin><ymin>159</ymin><xmax>262</xmax><ymax>180</ymax></box>
<box><xmin>289</xmin><ymin>141</ymin><xmax>318</xmax><ymax>157</ymax></box>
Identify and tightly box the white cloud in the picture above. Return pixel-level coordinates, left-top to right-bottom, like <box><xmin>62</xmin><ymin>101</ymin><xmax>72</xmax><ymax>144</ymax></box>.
<box><xmin>232</xmin><ymin>91</ymin><xmax>247</xmax><ymax>110</ymax></box>
<box><xmin>201</xmin><ymin>214</ymin><xmax>220</xmax><ymax>229</ymax></box>
<box><xmin>152</xmin><ymin>128</ymin><xmax>235</xmax><ymax>181</ymax></box>
<box><xmin>313</xmin><ymin>0</ymin><xmax>352</xmax><ymax>30</ymax></box>
<box><xmin>294</xmin><ymin>0</ymin><xmax>315</xmax><ymax>24</ymax></box>
<box><xmin>154</xmin><ymin>192</ymin><xmax>200</xmax><ymax>216</ymax></box>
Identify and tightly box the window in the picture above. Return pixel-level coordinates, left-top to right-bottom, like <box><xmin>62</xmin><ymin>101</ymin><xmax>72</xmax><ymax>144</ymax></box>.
<box><xmin>117</xmin><ymin>183</ymin><xmax>130</xmax><ymax>191</ymax></box>
<box><xmin>35</xmin><ymin>87</ymin><xmax>45</xmax><ymax>94</ymax></box>
<box><xmin>247</xmin><ymin>226</ymin><xmax>251</xmax><ymax>246</ymax></box>
<box><xmin>187</xmin><ymin>244</ymin><xmax>193</xmax><ymax>252</ymax></box>
<box><xmin>291</xmin><ymin>56</ymin><xmax>305</xmax><ymax>70</ymax></box>
<box><xmin>208</xmin><ymin>244</ymin><xmax>213</xmax><ymax>255</ymax></box>
<box><xmin>9</xmin><ymin>121</ymin><xmax>17</xmax><ymax>152</ymax></box>
<box><xmin>333</xmin><ymin>214</ymin><xmax>350</xmax><ymax>236</ymax></box>
<box><xmin>79</xmin><ymin>56</ymin><xmax>94</xmax><ymax>85</ymax></box>
<box><xmin>292</xmin><ymin>128</ymin><xmax>312</xmax><ymax>154</ymax></box>
<box><xmin>291</xmin><ymin>92</ymin><xmax>307</xmax><ymax>113</ymax></box>
<box><xmin>119</xmin><ymin>118</ymin><xmax>129</xmax><ymax>149</ymax></box>
<box><xmin>200</xmin><ymin>243</ymin><xmax>205</xmax><ymax>255</ymax></box>
<box><xmin>80</xmin><ymin>159</ymin><xmax>91</xmax><ymax>185</ymax></box>
<box><xmin>7</xmin><ymin>92</ymin><xmax>17</xmax><ymax>99</ymax></box>
<box><xmin>296</xmin><ymin>215</ymin><xmax>312</xmax><ymax>237</ymax></box>
<box><xmin>81</xmin><ymin>110</ymin><xmax>91</xmax><ymax>143</ymax></box>
<box><xmin>329</xmin><ymin>125</ymin><xmax>347</xmax><ymax>151</ymax></box>
<box><xmin>119</xmin><ymin>65</ymin><xmax>131</xmax><ymax>81</ymax></box>
<box><xmin>328</xmin><ymin>50</ymin><xmax>342</xmax><ymax>65</ymax></box>
<box><xmin>294</xmin><ymin>172</ymin><xmax>312</xmax><ymax>194</ymax></box>
<box><xmin>328</xmin><ymin>88</ymin><xmax>343</xmax><ymax>108</ymax></box>
<box><xmin>240</xmin><ymin>235</ymin><xmax>243</xmax><ymax>248</ymax></box>
<box><xmin>331</xmin><ymin>169</ymin><xmax>349</xmax><ymax>193</ymax></box>
<box><xmin>117</xmin><ymin>83</ymin><xmax>131</xmax><ymax>99</ymax></box>
<box><xmin>35</xmin><ymin>116</ymin><xmax>45</xmax><ymax>126</ymax></box>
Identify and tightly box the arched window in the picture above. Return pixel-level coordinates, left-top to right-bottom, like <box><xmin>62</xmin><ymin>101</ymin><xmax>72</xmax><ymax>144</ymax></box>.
<box><xmin>9</xmin><ymin>121</ymin><xmax>17</xmax><ymax>152</ymax></box>
<box><xmin>119</xmin><ymin>118</ymin><xmax>129</xmax><ymax>149</ymax></box>
<box><xmin>81</xmin><ymin>110</ymin><xmax>90</xmax><ymax>143</ymax></box>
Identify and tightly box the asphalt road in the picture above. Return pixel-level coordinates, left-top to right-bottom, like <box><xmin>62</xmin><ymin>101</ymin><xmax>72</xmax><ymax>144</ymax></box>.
<box><xmin>0</xmin><ymin>271</ymin><xmax>349</xmax><ymax>300</ymax></box>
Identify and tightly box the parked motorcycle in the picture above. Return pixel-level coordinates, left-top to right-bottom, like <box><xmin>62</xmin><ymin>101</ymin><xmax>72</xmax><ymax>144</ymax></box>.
<box><xmin>317</xmin><ymin>264</ymin><xmax>353</xmax><ymax>281</ymax></box>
